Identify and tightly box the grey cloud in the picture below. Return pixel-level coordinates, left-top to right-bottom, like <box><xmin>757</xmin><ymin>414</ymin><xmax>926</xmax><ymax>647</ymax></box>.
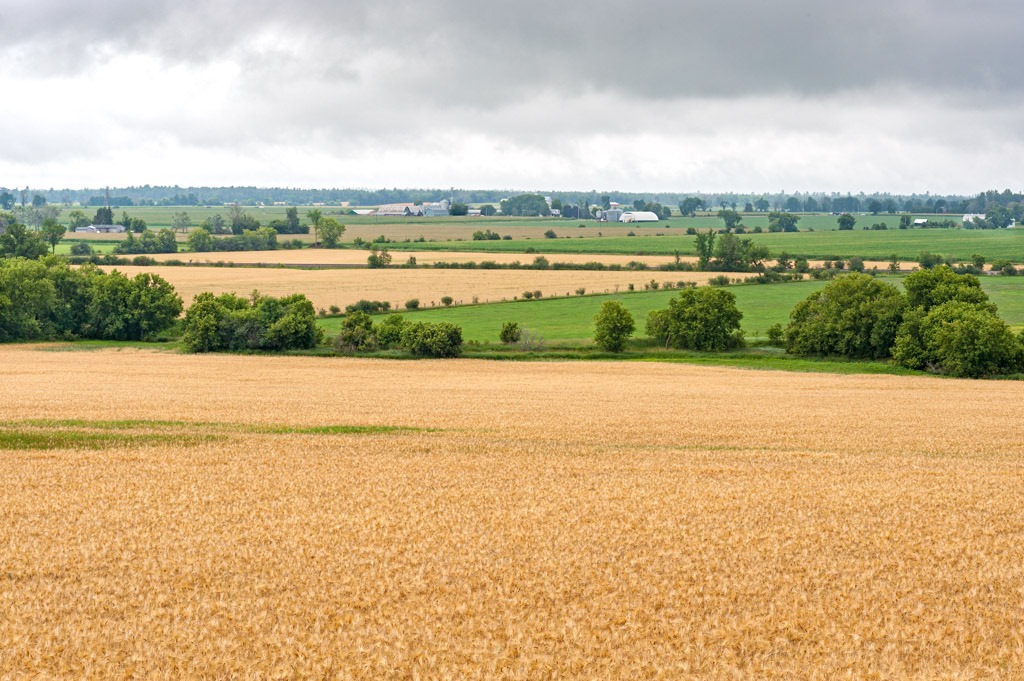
<box><xmin>4</xmin><ymin>0</ymin><xmax>1021</xmax><ymax>99</ymax></box>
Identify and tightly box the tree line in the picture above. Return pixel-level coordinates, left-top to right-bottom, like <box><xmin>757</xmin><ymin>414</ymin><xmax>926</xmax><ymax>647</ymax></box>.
<box><xmin>586</xmin><ymin>266</ymin><xmax>1022</xmax><ymax>378</ymax></box>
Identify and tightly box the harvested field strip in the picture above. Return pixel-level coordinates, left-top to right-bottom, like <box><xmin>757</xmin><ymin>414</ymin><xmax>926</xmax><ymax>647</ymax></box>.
<box><xmin>1</xmin><ymin>419</ymin><xmax>426</xmax><ymax>451</ymax></box>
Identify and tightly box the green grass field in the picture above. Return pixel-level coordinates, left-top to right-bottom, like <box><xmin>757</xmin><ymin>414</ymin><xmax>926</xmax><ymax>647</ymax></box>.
<box><xmin>54</xmin><ymin>205</ymin><xmax>1020</xmax><ymax>262</ymax></box>
<box><xmin>381</xmin><ymin>229</ymin><xmax>1023</xmax><ymax>262</ymax></box>
<box><xmin>319</xmin><ymin>276</ymin><xmax>1024</xmax><ymax>343</ymax></box>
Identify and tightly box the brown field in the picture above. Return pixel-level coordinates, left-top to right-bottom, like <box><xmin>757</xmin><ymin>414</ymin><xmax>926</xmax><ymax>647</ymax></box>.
<box><xmin>1</xmin><ymin>346</ymin><xmax>1023</xmax><ymax>677</ymax></box>
<box><xmin>99</xmin><ymin>265</ymin><xmax>719</xmax><ymax>309</ymax></box>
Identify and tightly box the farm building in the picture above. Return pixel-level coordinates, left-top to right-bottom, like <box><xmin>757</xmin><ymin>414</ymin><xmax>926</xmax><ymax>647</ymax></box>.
<box><xmin>74</xmin><ymin>224</ymin><xmax>126</xmax><ymax>233</ymax></box>
<box><xmin>376</xmin><ymin>203</ymin><xmax>425</xmax><ymax>217</ymax></box>
<box><xmin>963</xmin><ymin>213</ymin><xmax>985</xmax><ymax>223</ymax></box>
<box><xmin>620</xmin><ymin>211</ymin><xmax>660</xmax><ymax>222</ymax></box>
<box><xmin>913</xmin><ymin>219</ymin><xmax>929</xmax><ymax>227</ymax></box>
<box><xmin>422</xmin><ymin>200</ymin><xmax>450</xmax><ymax>217</ymax></box>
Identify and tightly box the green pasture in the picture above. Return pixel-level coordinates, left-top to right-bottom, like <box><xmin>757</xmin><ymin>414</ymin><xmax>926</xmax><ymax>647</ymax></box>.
<box><xmin>382</xmin><ymin>228</ymin><xmax>1024</xmax><ymax>262</ymax></box>
<box><xmin>55</xmin><ymin>204</ymin><xmax>952</xmax><ymax>234</ymax></box>
<box><xmin>319</xmin><ymin>276</ymin><xmax>1024</xmax><ymax>343</ymax></box>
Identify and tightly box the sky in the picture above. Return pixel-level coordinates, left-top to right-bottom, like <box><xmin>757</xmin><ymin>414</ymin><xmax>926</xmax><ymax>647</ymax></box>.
<box><xmin>1</xmin><ymin>0</ymin><xmax>1022</xmax><ymax>195</ymax></box>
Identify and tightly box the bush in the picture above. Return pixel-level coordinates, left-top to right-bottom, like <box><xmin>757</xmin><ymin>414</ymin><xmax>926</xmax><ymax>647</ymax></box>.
<box><xmin>904</xmin><ymin>265</ymin><xmax>990</xmax><ymax>312</ymax></box>
<box><xmin>767</xmin><ymin>323</ymin><xmax>785</xmax><ymax>346</ymax></box>
<box><xmin>499</xmin><ymin>321</ymin><xmax>522</xmax><ymax>345</ymax></box>
<box><xmin>892</xmin><ymin>301</ymin><xmax>1024</xmax><ymax>377</ymax></box>
<box><xmin>112</xmin><ymin>228</ymin><xmax>179</xmax><ymax>255</ymax></box>
<box><xmin>404</xmin><ymin>298</ymin><xmax>420</xmax><ymax>310</ymax></box>
<box><xmin>401</xmin><ymin>321</ymin><xmax>463</xmax><ymax>357</ymax></box>
<box><xmin>182</xmin><ymin>291</ymin><xmax>322</xmax><ymax>353</ymax></box>
<box><xmin>0</xmin><ymin>258</ymin><xmax>183</xmax><ymax>343</ymax></box>
<box><xmin>646</xmin><ymin>287</ymin><xmax>744</xmax><ymax>351</ymax></box>
<box><xmin>345</xmin><ymin>299</ymin><xmax>390</xmax><ymax>314</ymax></box>
<box><xmin>544</xmin><ymin>229</ymin><xmax>557</xmax><ymax>239</ymax></box>
<box><xmin>786</xmin><ymin>274</ymin><xmax>905</xmax><ymax>359</ymax></box>
<box><xmin>69</xmin><ymin>242</ymin><xmax>94</xmax><ymax>256</ymax></box>
<box><xmin>593</xmin><ymin>301</ymin><xmax>635</xmax><ymax>352</ymax></box>
<box><xmin>440</xmin><ymin>295</ymin><xmax>454</xmax><ymax>307</ymax></box>
<box><xmin>375</xmin><ymin>314</ymin><xmax>407</xmax><ymax>348</ymax></box>
<box><xmin>328</xmin><ymin>305</ymin><xmax>341</xmax><ymax>315</ymax></box>
<box><xmin>333</xmin><ymin>311</ymin><xmax>377</xmax><ymax>353</ymax></box>
<box><xmin>708</xmin><ymin>275</ymin><xmax>731</xmax><ymax>286</ymax></box>
<box><xmin>918</xmin><ymin>252</ymin><xmax>945</xmax><ymax>270</ymax></box>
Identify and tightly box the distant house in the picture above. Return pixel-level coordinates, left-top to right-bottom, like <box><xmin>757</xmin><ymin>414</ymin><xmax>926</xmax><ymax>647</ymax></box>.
<box><xmin>913</xmin><ymin>218</ymin><xmax>929</xmax><ymax>227</ymax></box>
<box><xmin>621</xmin><ymin>211</ymin><xmax>660</xmax><ymax>223</ymax></box>
<box><xmin>601</xmin><ymin>209</ymin><xmax>623</xmax><ymax>222</ymax></box>
<box><xmin>351</xmin><ymin>209</ymin><xmax>375</xmax><ymax>216</ymax></box>
<box><xmin>549</xmin><ymin>209</ymin><xmax>561</xmax><ymax>217</ymax></box>
<box><xmin>963</xmin><ymin>213</ymin><xmax>985</xmax><ymax>223</ymax></box>
<box><xmin>74</xmin><ymin>224</ymin><xmax>126</xmax><ymax>233</ymax></box>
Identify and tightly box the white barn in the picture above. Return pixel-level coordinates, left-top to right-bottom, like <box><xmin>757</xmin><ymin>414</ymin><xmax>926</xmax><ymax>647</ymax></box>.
<box><xmin>620</xmin><ymin>211</ymin><xmax>660</xmax><ymax>223</ymax></box>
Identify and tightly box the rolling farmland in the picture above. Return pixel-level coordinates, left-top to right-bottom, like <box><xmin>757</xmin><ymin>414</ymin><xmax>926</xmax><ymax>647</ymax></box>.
<box><xmin>1</xmin><ymin>346</ymin><xmax>1023</xmax><ymax>677</ymax></box>
<box><xmin>319</xmin><ymin>276</ymin><xmax>1024</xmax><ymax>342</ymax></box>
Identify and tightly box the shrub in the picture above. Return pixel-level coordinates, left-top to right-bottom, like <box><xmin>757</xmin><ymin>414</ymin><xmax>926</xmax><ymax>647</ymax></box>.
<box><xmin>708</xmin><ymin>275</ymin><xmax>731</xmax><ymax>286</ymax></box>
<box><xmin>645</xmin><ymin>287</ymin><xmax>744</xmax><ymax>351</ymax></box>
<box><xmin>575</xmin><ymin>287</ymin><xmax>586</xmax><ymax>296</ymax></box>
<box><xmin>375</xmin><ymin>314</ymin><xmax>408</xmax><ymax>348</ymax></box>
<box><xmin>333</xmin><ymin>311</ymin><xmax>377</xmax><ymax>353</ymax></box>
<box><xmin>593</xmin><ymin>301</ymin><xmax>635</xmax><ymax>352</ymax></box>
<box><xmin>786</xmin><ymin>274</ymin><xmax>906</xmax><ymax>359</ymax></box>
<box><xmin>345</xmin><ymin>299</ymin><xmax>390</xmax><ymax>314</ymax></box>
<box><xmin>544</xmin><ymin>229</ymin><xmax>557</xmax><ymax>239</ymax></box>
<box><xmin>401</xmin><ymin>321</ymin><xmax>463</xmax><ymax>358</ymax></box>
<box><xmin>522</xmin><ymin>291</ymin><xmax>534</xmax><ymax>299</ymax></box>
<box><xmin>892</xmin><ymin>301</ymin><xmax>1024</xmax><ymax>377</ymax></box>
<box><xmin>404</xmin><ymin>298</ymin><xmax>420</xmax><ymax>310</ymax></box>
<box><xmin>767</xmin><ymin>323</ymin><xmax>785</xmax><ymax>346</ymax></box>
<box><xmin>518</xmin><ymin>329</ymin><xmax>544</xmax><ymax>351</ymax></box>
<box><xmin>440</xmin><ymin>295</ymin><xmax>454</xmax><ymax>307</ymax></box>
<box><xmin>70</xmin><ymin>242</ymin><xmax>94</xmax><ymax>256</ymax></box>
<box><xmin>367</xmin><ymin>245</ymin><xmax>392</xmax><ymax>268</ymax></box>
<box><xmin>182</xmin><ymin>291</ymin><xmax>321</xmax><ymax>353</ymax></box>
<box><xmin>328</xmin><ymin>305</ymin><xmax>341</xmax><ymax>315</ymax></box>
<box><xmin>904</xmin><ymin>265</ymin><xmax>991</xmax><ymax>312</ymax></box>
<box><xmin>918</xmin><ymin>252</ymin><xmax>945</xmax><ymax>270</ymax></box>
<box><xmin>499</xmin><ymin>321</ymin><xmax>522</xmax><ymax>344</ymax></box>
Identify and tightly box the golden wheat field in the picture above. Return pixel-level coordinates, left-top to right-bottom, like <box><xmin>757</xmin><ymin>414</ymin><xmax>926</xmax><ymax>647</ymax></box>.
<box><xmin>123</xmin><ymin>249</ymin><xmax>913</xmax><ymax>272</ymax></box>
<box><xmin>141</xmin><ymin>249</ymin><xmax>692</xmax><ymax>268</ymax></box>
<box><xmin>1</xmin><ymin>345</ymin><xmax>1023</xmax><ymax>678</ymax></box>
<box><xmin>99</xmin><ymin>265</ymin><xmax>719</xmax><ymax>309</ymax></box>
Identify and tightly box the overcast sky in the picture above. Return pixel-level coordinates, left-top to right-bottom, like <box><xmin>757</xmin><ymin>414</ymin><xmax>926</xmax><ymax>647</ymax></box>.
<box><xmin>1</xmin><ymin>0</ymin><xmax>1021</xmax><ymax>194</ymax></box>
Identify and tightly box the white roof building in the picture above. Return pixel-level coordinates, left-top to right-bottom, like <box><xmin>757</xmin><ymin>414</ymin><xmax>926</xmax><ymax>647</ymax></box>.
<box><xmin>376</xmin><ymin>203</ymin><xmax>425</xmax><ymax>217</ymax></box>
<box><xmin>620</xmin><ymin>211</ymin><xmax>660</xmax><ymax>222</ymax></box>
